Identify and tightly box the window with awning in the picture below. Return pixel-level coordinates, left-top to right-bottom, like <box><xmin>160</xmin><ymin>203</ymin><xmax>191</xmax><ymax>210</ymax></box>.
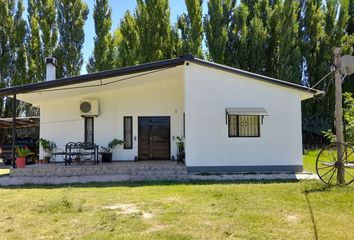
<box><xmin>225</xmin><ymin>108</ymin><xmax>269</xmax><ymax>137</ymax></box>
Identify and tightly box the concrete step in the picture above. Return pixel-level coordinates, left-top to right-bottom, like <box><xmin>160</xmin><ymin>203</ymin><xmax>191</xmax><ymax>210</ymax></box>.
<box><xmin>130</xmin><ymin>170</ymin><xmax>188</xmax><ymax>175</ymax></box>
<box><xmin>10</xmin><ymin>163</ymin><xmax>188</xmax><ymax>178</ymax></box>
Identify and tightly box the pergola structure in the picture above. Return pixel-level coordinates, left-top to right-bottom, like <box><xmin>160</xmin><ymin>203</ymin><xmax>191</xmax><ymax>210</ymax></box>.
<box><xmin>0</xmin><ymin>94</ymin><xmax>39</xmax><ymax>167</ymax></box>
<box><xmin>0</xmin><ymin>116</ymin><xmax>39</xmax><ymax>129</ymax></box>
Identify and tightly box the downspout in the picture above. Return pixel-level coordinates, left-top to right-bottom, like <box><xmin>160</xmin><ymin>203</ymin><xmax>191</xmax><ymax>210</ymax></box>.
<box><xmin>11</xmin><ymin>94</ymin><xmax>16</xmax><ymax>168</ymax></box>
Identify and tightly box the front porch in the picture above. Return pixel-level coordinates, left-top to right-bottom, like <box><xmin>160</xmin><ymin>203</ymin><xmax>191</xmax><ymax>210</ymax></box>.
<box><xmin>10</xmin><ymin>160</ymin><xmax>188</xmax><ymax>181</ymax></box>
<box><xmin>0</xmin><ymin>160</ymin><xmax>319</xmax><ymax>186</ymax></box>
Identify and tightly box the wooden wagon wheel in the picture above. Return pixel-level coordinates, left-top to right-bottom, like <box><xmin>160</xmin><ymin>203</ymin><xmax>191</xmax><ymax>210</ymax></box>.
<box><xmin>316</xmin><ymin>142</ymin><xmax>354</xmax><ymax>186</ymax></box>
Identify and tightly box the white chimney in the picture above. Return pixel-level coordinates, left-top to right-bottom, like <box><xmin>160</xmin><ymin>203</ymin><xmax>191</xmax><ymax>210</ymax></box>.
<box><xmin>45</xmin><ymin>57</ymin><xmax>57</xmax><ymax>81</ymax></box>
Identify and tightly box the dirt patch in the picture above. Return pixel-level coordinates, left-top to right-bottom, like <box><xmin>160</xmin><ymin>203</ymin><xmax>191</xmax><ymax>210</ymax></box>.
<box><xmin>285</xmin><ymin>214</ymin><xmax>301</xmax><ymax>224</ymax></box>
<box><xmin>163</xmin><ymin>196</ymin><xmax>184</xmax><ymax>203</ymax></box>
<box><xmin>103</xmin><ymin>204</ymin><xmax>153</xmax><ymax>219</ymax></box>
<box><xmin>144</xmin><ymin>224</ymin><xmax>168</xmax><ymax>233</ymax></box>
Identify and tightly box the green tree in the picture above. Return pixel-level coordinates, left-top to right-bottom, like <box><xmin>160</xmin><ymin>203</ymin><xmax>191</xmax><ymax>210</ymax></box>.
<box><xmin>227</xmin><ymin>1</ymin><xmax>268</xmax><ymax>75</ymax></box>
<box><xmin>115</xmin><ymin>11</ymin><xmax>140</xmax><ymax>67</ymax></box>
<box><xmin>177</xmin><ymin>0</ymin><xmax>204</xmax><ymax>57</ymax></box>
<box><xmin>273</xmin><ymin>0</ymin><xmax>301</xmax><ymax>83</ymax></box>
<box><xmin>301</xmin><ymin>0</ymin><xmax>352</xmax><ymax>141</ymax></box>
<box><xmin>27</xmin><ymin>0</ymin><xmax>42</xmax><ymax>82</ymax></box>
<box><xmin>241</xmin><ymin>0</ymin><xmax>258</xmax><ymax>20</ymax></box>
<box><xmin>204</xmin><ymin>0</ymin><xmax>236</xmax><ymax>63</ymax></box>
<box><xmin>0</xmin><ymin>0</ymin><xmax>14</xmax><ymax>118</ymax></box>
<box><xmin>38</xmin><ymin>0</ymin><xmax>58</xmax><ymax>58</ymax></box>
<box><xmin>55</xmin><ymin>0</ymin><xmax>89</xmax><ymax>78</ymax></box>
<box><xmin>227</xmin><ymin>3</ymin><xmax>248</xmax><ymax>68</ymax></box>
<box><xmin>12</xmin><ymin>0</ymin><xmax>27</xmax><ymax>87</ymax></box>
<box><xmin>135</xmin><ymin>0</ymin><xmax>175</xmax><ymax>63</ymax></box>
<box><xmin>322</xmin><ymin>92</ymin><xmax>354</xmax><ymax>143</ymax></box>
<box><xmin>348</xmin><ymin>0</ymin><xmax>354</xmax><ymax>34</ymax></box>
<box><xmin>246</xmin><ymin>16</ymin><xmax>268</xmax><ymax>74</ymax></box>
<box><xmin>171</xmin><ymin>24</ymin><xmax>184</xmax><ymax>57</ymax></box>
<box><xmin>27</xmin><ymin>0</ymin><xmax>57</xmax><ymax>82</ymax></box>
<box><xmin>87</xmin><ymin>0</ymin><xmax>114</xmax><ymax>73</ymax></box>
<box><xmin>0</xmin><ymin>0</ymin><xmax>28</xmax><ymax>118</ymax></box>
<box><xmin>344</xmin><ymin>0</ymin><xmax>354</xmax><ymax>92</ymax></box>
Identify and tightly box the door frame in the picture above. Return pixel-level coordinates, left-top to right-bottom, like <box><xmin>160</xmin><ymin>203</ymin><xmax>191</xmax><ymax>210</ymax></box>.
<box><xmin>137</xmin><ymin>116</ymin><xmax>171</xmax><ymax>160</ymax></box>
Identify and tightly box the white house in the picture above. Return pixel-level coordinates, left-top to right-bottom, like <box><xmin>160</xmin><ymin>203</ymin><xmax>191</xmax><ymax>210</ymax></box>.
<box><xmin>0</xmin><ymin>55</ymin><xmax>320</xmax><ymax>172</ymax></box>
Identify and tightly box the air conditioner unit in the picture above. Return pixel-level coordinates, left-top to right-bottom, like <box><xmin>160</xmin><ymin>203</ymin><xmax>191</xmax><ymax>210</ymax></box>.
<box><xmin>79</xmin><ymin>100</ymin><xmax>99</xmax><ymax>116</ymax></box>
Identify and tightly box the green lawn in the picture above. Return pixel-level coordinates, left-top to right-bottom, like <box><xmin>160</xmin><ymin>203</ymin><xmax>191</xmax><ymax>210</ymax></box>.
<box><xmin>303</xmin><ymin>149</ymin><xmax>320</xmax><ymax>173</ymax></box>
<box><xmin>0</xmin><ymin>152</ymin><xmax>353</xmax><ymax>239</ymax></box>
<box><xmin>0</xmin><ymin>181</ymin><xmax>353</xmax><ymax>240</ymax></box>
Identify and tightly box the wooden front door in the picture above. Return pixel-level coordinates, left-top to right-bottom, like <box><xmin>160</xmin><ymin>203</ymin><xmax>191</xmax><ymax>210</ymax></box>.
<box><xmin>138</xmin><ymin>117</ymin><xmax>170</xmax><ymax>160</ymax></box>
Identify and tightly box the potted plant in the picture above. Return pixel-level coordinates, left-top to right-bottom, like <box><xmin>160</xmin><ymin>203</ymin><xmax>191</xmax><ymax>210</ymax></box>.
<box><xmin>37</xmin><ymin>138</ymin><xmax>54</xmax><ymax>163</ymax></box>
<box><xmin>15</xmin><ymin>147</ymin><xmax>34</xmax><ymax>168</ymax></box>
<box><xmin>176</xmin><ymin>136</ymin><xmax>185</xmax><ymax>162</ymax></box>
<box><xmin>100</xmin><ymin>139</ymin><xmax>125</xmax><ymax>162</ymax></box>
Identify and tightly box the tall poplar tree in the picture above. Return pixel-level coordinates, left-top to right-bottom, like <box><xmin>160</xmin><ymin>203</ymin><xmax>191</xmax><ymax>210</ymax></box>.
<box><xmin>11</xmin><ymin>0</ymin><xmax>27</xmax><ymax>87</ymax></box>
<box><xmin>115</xmin><ymin>11</ymin><xmax>140</xmax><ymax>67</ymax></box>
<box><xmin>135</xmin><ymin>0</ymin><xmax>175</xmax><ymax>63</ymax></box>
<box><xmin>38</xmin><ymin>0</ymin><xmax>58</xmax><ymax>59</ymax></box>
<box><xmin>204</xmin><ymin>0</ymin><xmax>236</xmax><ymax>63</ymax></box>
<box><xmin>0</xmin><ymin>0</ymin><xmax>13</xmax><ymax>118</ymax></box>
<box><xmin>27</xmin><ymin>0</ymin><xmax>42</xmax><ymax>82</ymax></box>
<box><xmin>87</xmin><ymin>0</ymin><xmax>114</xmax><ymax>73</ymax></box>
<box><xmin>177</xmin><ymin>0</ymin><xmax>204</xmax><ymax>57</ymax></box>
<box><xmin>227</xmin><ymin>3</ymin><xmax>248</xmax><ymax>68</ymax></box>
<box><xmin>299</xmin><ymin>0</ymin><xmax>327</xmax><ymax>138</ymax></box>
<box><xmin>246</xmin><ymin>16</ymin><xmax>268</xmax><ymax>74</ymax></box>
<box><xmin>301</xmin><ymin>0</ymin><xmax>352</xmax><ymax>140</ymax></box>
<box><xmin>273</xmin><ymin>0</ymin><xmax>301</xmax><ymax>83</ymax></box>
<box><xmin>348</xmin><ymin>0</ymin><xmax>354</xmax><ymax>34</ymax></box>
<box><xmin>56</xmin><ymin>0</ymin><xmax>89</xmax><ymax>78</ymax></box>
<box><xmin>241</xmin><ymin>0</ymin><xmax>258</xmax><ymax>20</ymax></box>
<box><xmin>227</xmin><ymin>1</ymin><xmax>268</xmax><ymax>75</ymax></box>
<box><xmin>345</xmin><ymin>0</ymin><xmax>354</xmax><ymax>91</ymax></box>
<box><xmin>0</xmin><ymin>0</ymin><xmax>27</xmax><ymax>118</ymax></box>
<box><xmin>27</xmin><ymin>0</ymin><xmax>57</xmax><ymax>82</ymax></box>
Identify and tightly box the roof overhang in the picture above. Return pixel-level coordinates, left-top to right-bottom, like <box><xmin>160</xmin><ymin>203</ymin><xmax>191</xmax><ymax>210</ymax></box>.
<box><xmin>0</xmin><ymin>54</ymin><xmax>321</xmax><ymax>103</ymax></box>
<box><xmin>0</xmin><ymin>56</ymin><xmax>186</xmax><ymax>98</ymax></box>
<box><xmin>17</xmin><ymin>66</ymin><xmax>184</xmax><ymax>104</ymax></box>
<box><xmin>188</xmin><ymin>59</ymin><xmax>323</xmax><ymax>101</ymax></box>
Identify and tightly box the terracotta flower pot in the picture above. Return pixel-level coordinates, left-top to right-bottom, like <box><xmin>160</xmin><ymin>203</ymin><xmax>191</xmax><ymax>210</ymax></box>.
<box><xmin>35</xmin><ymin>159</ymin><xmax>40</xmax><ymax>164</ymax></box>
<box><xmin>39</xmin><ymin>159</ymin><xmax>44</xmax><ymax>164</ymax></box>
<box><xmin>16</xmin><ymin>157</ymin><xmax>26</xmax><ymax>168</ymax></box>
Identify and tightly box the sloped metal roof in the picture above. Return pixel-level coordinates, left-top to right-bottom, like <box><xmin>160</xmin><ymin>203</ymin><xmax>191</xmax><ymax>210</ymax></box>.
<box><xmin>0</xmin><ymin>54</ymin><xmax>319</xmax><ymax>96</ymax></box>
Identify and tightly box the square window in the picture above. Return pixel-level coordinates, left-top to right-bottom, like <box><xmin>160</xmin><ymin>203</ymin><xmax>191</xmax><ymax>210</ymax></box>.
<box><xmin>228</xmin><ymin>115</ymin><xmax>260</xmax><ymax>137</ymax></box>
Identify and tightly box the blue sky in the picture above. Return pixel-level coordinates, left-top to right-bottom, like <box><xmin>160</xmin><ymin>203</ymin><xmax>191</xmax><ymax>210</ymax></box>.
<box><xmin>24</xmin><ymin>0</ymin><xmax>208</xmax><ymax>73</ymax></box>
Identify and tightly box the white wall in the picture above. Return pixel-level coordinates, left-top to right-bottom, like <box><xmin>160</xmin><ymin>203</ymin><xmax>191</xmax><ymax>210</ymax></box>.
<box><xmin>39</xmin><ymin>75</ymin><xmax>184</xmax><ymax>161</ymax></box>
<box><xmin>38</xmin><ymin>62</ymin><xmax>305</xmax><ymax>171</ymax></box>
<box><xmin>184</xmin><ymin>62</ymin><xmax>303</xmax><ymax>170</ymax></box>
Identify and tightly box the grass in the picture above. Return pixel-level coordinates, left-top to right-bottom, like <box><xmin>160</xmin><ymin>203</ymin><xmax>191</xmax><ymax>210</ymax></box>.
<box><xmin>0</xmin><ymin>151</ymin><xmax>352</xmax><ymax>239</ymax></box>
<box><xmin>0</xmin><ymin>181</ymin><xmax>353</xmax><ymax>239</ymax></box>
<box><xmin>303</xmin><ymin>149</ymin><xmax>320</xmax><ymax>173</ymax></box>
